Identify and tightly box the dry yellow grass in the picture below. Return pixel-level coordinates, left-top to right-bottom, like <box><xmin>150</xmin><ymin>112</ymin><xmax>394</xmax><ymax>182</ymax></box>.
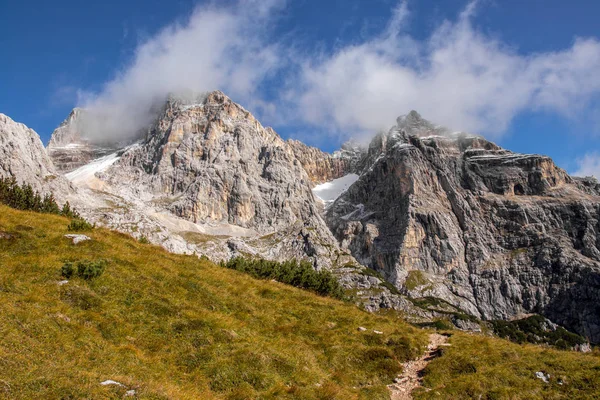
<box><xmin>0</xmin><ymin>205</ymin><xmax>426</xmax><ymax>399</ymax></box>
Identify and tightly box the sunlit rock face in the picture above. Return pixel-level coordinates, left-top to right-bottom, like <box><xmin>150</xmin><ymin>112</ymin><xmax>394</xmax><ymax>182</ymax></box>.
<box><xmin>112</xmin><ymin>90</ymin><xmax>322</xmax><ymax>233</ymax></box>
<box><xmin>287</xmin><ymin>139</ymin><xmax>364</xmax><ymax>184</ymax></box>
<box><xmin>325</xmin><ymin>111</ymin><xmax>600</xmax><ymax>342</ymax></box>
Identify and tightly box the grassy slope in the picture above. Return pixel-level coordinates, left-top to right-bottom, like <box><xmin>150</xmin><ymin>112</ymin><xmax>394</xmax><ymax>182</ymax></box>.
<box><xmin>1</xmin><ymin>205</ymin><xmax>599</xmax><ymax>399</ymax></box>
<box><xmin>0</xmin><ymin>206</ymin><xmax>426</xmax><ymax>399</ymax></box>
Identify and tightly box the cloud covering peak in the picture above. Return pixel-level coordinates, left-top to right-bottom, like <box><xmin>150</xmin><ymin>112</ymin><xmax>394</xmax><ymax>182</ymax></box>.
<box><xmin>76</xmin><ymin>0</ymin><xmax>600</xmax><ymax>144</ymax></box>
<box><xmin>77</xmin><ymin>0</ymin><xmax>282</xmax><ymax>141</ymax></box>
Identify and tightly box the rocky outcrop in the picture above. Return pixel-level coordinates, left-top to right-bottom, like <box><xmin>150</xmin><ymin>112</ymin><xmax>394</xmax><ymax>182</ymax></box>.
<box><xmin>326</xmin><ymin>111</ymin><xmax>600</xmax><ymax>342</ymax></box>
<box><xmin>288</xmin><ymin>139</ymin><xmax>364</xmax><ymax>184</ymax></box>
<box><xmin>112</xmin><ymin>91</ymin><xmax>324</xmax><ymax>235</ymax></box>
<box><xmin>0</xmin><ymin>113</ymin><xmax>71</xmax><ymax>196</ymax></box>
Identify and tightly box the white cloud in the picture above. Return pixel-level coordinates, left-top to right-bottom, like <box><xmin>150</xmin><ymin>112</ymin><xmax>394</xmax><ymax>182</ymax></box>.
<box><xmin>572</xmin><ymin>152</ymin><xmax>600</xmax><ymax>178</ymax></box>
<box><xmin>76</xmin><ymin>0</ymin><xmax>600</xmax><ymax>145</ymax></box>
<box><xmin>77</xmin><ymin>0</ymin><xmax>284</xmax><ymax>142</ymax></box>
<box><xmin>292</xmin><ymin>1</ymin><xmax>600</xmax><ymax>139</ymax></box>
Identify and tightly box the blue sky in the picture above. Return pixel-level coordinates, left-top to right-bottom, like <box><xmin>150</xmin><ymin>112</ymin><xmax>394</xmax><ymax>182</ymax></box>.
<box><xmin>2</xmin><ymin>0</ymin><xmax>600</xmax><ymax>176</ymax></box>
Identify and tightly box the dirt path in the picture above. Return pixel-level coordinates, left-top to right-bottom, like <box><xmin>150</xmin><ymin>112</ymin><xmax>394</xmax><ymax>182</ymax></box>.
<box><xmin>388</xmin><ymin>333</ymin><xmax>449</xmax><ymax>400</ymax></box>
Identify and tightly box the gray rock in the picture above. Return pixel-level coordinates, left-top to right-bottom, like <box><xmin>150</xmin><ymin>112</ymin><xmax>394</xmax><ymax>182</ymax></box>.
<box><xmin>99</xmin><ymin>380</ymin><xmax>124</xmax><ymax>387</ymax></box>
<box><xmin>575</xmin><ymin>343</ymin><xmax>592</xmax><ymax>353</ymax></box>
<box><xmin>0</xmin><ymin>113</ymin><xmax>72</xmax><ymax>197</ymax></box>
<box><xmin>535</xmin><ymin>371</ymin><xmax>550</xmax><ymax>383</ymax></box>
<box><xmin>64</xmin><ymin>234</ymin><xmax>91</xmax><ymax>244</ymax></box>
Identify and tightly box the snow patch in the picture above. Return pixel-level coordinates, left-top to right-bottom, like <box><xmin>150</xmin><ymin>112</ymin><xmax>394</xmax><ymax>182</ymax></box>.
<box><xmin>312</xmin><ymin>174</ymin><xmax>359</xmax><ymax>204</ymax></box>
<box><xmin>65</xmin><ymin>152</ymin><xmax>120</xmax><ymax>186</ymax></box>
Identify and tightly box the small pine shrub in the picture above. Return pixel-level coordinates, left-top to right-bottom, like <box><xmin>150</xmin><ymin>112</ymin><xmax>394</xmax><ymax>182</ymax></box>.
<box><xmin>67</xmin><ymin>219</ymin><xmax>94</xmax><ymax>231</ymax></box>
<box><xmin>0</xmin><ymin>177</ymin><xmax>82</xmax><ymax>218</ymax></box>
<box><xmin>60</xmin><ymin>260</ymin><xmax>106</xmax><ymax>280</ymax></box>
<box><xmin>61</xmin><ymin>262</ymin><xmax>76</xmax><ymax>279</ymax></box>
<box><xmin>77</xmin><ymin>260</ymin><xmax>106</xmax><ymax>280</ymax></box>
<box><xmin>490</xmin><ymin>315</ymin><xmax>587</xmax><ymax>349</ymax></box>
<box><xmin>221</xmin><ymin>257</ymin><xmax>345</xmax><ymax>299</ymax></box>
<box><xmin>139</xmin><ymin>236</ymin><xmax>150</xmax><ymax>244</ymax></box>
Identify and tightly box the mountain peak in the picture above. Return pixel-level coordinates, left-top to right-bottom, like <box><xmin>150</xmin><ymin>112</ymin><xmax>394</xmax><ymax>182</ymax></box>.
<box><xmin>395</xmin><ymin>110</ymin><xmax>445</xmax><ymax>137</ymax></box>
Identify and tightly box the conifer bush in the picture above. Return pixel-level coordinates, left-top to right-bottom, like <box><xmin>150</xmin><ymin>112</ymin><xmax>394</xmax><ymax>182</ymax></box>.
<box><xmin>0</xmin><ymin>177</ymin><xmax>94</xmax><ymax>230</ymax></box>
<box><xmin>221</xmin><ymin>257</ymin><xmax>345</xmax><ymax>299</ymax></box>
<box><xmin>67</xmin><ymin>219</ymin><xmax>94</xmax><ymax>231</ymax></box>
<box><xmin>61</xmin><ymin>260</ymin><xmax>106</xmax><ymax>280</ymax></box>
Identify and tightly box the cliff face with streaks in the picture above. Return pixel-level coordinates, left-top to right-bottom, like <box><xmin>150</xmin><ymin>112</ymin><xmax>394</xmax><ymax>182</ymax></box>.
<box><xmin>287</xmin><ymin>139</ymin><xmax>364</xmax><ymax>184</ymax></box>
<box><xmin>325</xmin><ymin>111</ymin><xmax>600</xmax><ymax>342</ymax></box>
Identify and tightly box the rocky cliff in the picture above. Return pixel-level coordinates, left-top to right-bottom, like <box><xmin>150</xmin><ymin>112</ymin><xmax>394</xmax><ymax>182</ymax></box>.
<box><xmin>325</xmin><ymin>111</ymin><xmax>600</xmax><ymax>342</ymax></box>
<box><xmin>288</xmin><ymin>139</ymin><xmax>364</xmax><ymax>184</ymax></box>
<box><xmin>0</xmin><ymin>113</ymin><xmax>71</xmax><ymax>196</ymax></box>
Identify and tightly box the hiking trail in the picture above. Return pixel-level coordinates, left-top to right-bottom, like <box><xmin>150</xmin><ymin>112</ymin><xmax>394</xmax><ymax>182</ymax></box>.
<box><xmin>388</xmin><ymin>333</ymin><xmax>449</xmax><ymax>399</ymax></box>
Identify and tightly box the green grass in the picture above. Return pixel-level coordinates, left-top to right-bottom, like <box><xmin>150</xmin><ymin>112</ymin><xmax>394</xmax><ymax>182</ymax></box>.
<box><xmin>0</xmin><ymin>205</ymin><xmax>427</xmax><ymax>399</ymax></box>
<box><xmin>404</xmin><ymin>270</ymin><xmax>429</xmax><ymax>291</ymax></box>
<box><xmin>179</xmin><ymin>231</ymin><xmax>228</xmax><ymax>245</ymax></box>
<box><xmin>415</xmin><ymin>333</ymin><xmax>600</xmax><ymax>400</ymax></box>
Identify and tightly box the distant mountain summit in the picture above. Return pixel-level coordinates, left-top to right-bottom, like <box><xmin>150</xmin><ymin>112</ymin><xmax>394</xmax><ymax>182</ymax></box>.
<box><xmin>47</xmin><ymin>108</ymin><xmax>140</xmax><ymax>173</ymax></box>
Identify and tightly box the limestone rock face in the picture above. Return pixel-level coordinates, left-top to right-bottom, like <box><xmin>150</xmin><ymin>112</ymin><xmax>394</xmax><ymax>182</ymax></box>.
<box><xmin>112</xmin><ymin>91</ymin><xmax>323</xmax><ymax>235</ymax></box>
<box><xmin>0</xmin><ymin>113</ymin><xmax>71</xmax><ymax>196</ymax></box>
<box><xmin>326</xmin><ymin>111</ymin><xmax>600</xmax><ymax>342</ymax></box>
<box><xmin>288</xmin><ymin>139</ymin><xmax>364</xmax><ymax>184</ymax></box>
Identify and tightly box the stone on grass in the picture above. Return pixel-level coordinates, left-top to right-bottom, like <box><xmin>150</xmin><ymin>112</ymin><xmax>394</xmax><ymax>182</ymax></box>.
<box><xmin>100</xmin><ymin>380</ymin><xmax>124</xmax><ymax>387</ymax></box>
<box><xmin>535</xmin><ymin>371</ymin><xmax>550</xmax><ymax>383</ymax></box>
<box><xmin>64</xmin><ymin>234</ymin><xmax>91</xmax><ymax>244</ymax></box>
